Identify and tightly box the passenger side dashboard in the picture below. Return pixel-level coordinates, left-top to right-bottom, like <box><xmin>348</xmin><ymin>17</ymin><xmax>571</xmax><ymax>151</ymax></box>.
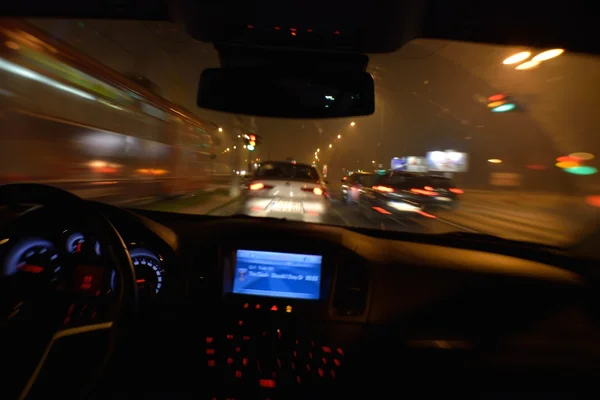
<box><xmin>103</xmin><ymin>205</ymin><xmax>600</xmax><ymax>390</ymax></box>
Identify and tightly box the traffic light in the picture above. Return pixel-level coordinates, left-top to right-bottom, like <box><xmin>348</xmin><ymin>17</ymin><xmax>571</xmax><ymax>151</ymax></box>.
<box><xmin>487</xmin><ymin>93</ymin><xmax>516</xmax><ymax>112</ymax></box>
<box><xmin>244</xmin><ymin>133</ymin><xmax>259</xmax><ymax>151</ymax></box>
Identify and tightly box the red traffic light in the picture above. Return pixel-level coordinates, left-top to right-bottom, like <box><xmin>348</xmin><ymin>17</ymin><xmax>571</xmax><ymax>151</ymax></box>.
<box><xmin>249</xmin><ymin>134</ymin><xmax>256</xmax><ymax>141</ymax></box>
<box><xmin>488</xmin><ymin>94</ymin><xmax>505</xmax><ymax>102</ymax></box>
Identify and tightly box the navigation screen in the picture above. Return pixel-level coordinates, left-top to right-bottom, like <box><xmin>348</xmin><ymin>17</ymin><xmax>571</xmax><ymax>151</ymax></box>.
<box><xmin>232</xmin><ymin>250</ymin><xmax>322</xmax><ymax>300</ymax></box>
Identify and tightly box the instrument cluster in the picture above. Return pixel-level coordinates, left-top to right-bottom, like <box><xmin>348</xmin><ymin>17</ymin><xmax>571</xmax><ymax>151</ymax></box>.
<box><xmin>1</xmin><ymin>228</ymin><xmax>166</xmax><ymax>302</ymax></box>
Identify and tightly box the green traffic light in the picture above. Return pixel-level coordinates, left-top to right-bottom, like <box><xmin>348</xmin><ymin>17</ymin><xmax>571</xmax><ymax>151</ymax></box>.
<box><xmin>491</xmin><ymin>103</ymin><xmax>516</xmax><ymax>112</ymax></box>
<box><xmin>247</xmin><ymin>145</ymin><xmax>255</xmax><ymax>151</ymax></box>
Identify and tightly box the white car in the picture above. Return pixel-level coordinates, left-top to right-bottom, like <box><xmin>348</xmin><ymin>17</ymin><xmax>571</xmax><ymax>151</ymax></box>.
<box><xmin>241</xmin><ymin>161</ymin><xmax>330</xmax><ymax>223</ymax></box>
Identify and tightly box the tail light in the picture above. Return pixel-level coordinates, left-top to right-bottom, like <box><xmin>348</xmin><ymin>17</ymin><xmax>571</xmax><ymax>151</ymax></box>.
<box><xmin>249</xmin><ymin>182</ymin><xmax>273</xmax><ymax>191</ymax></box>
<box><xmin>410</xmin><ymin>188</ymin><xmax>437</xmax><ymax>196</ymax></box>
<box><xmin>301</xmin><ymin>187</ymin><xmax>324</xmax><ymax>195</ymax></box>
<box><xmin>372</xmin><ymin>185</ymin><xmax>394</xmax><ymax>193</ymax></box>
<box><xmin>449</xmin><ymin>188</ymin><xmax>463</xmax><ymax>194</ymax></box>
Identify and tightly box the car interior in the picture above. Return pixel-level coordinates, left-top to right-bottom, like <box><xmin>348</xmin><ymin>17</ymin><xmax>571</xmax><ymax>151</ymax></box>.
<box><xmin>2</xmin><ymin>1</ymin><xmax>600</xmax><ymax>399</ymax></box>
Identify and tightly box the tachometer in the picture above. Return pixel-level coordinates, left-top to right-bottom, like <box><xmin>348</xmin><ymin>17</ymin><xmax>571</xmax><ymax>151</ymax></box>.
<box><xmin>129</xmin><ymin>248</ymin><xmax>164</xmax><ymax>297</ymax></box>
<box><xmin>4</xmin><ymin>238</ymin><xmax>63</xmax><ymax>286</ymax></box>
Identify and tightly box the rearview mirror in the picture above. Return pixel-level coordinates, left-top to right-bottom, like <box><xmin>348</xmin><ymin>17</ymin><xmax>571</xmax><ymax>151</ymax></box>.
<box><xmin>197</xmin><ymin>67</ymin><xmax>374</xmax><ymax>118</ymax></box>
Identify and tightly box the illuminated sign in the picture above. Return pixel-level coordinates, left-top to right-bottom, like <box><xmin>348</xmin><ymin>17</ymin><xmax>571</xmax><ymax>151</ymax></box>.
<box><xmin>426</xmin><ymin>151</ymin><xmax>468</xmax><ymax>172</ymax></box>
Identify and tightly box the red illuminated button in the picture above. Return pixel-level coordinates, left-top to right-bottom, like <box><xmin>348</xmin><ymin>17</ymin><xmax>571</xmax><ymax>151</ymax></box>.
<box><xmin>337</xmin><ymin>348</ymin><xmax>344</xmax><ymax>356</ymax></box>
<box><xmin>259</xmin><ymin>379</ymin><xmax>276</xmax><ymax>388</ymax></box>
<box><xmin>206</xmin><ymin>337</ymin><xmax>214</xmax><ymax>344</ymax></box>
<box><xmin>227</xmin><ymin>357</ymin><xmax>234</xmax><ymax>364</ymax></box>
<box><xmin>243</xmin><ymin>303</ymin><xmax>249</xmax><ymax>308</ymax></box>
<box><xmin>226</xmin><ymin>334</ymin><xmax>234</xmax><ymax>339</ymax></box>
<box><xmin>322</xmin><ymin>346</ymin><xmax>331</xmax><ymax>353</ymax></box>
<box><xmin>255</xmin><ymin>304</ymin><xmax>261</xmax><ymax>309</ymax></box>
<box><xmin>270</xmin><ymin>305</ymin><xmax>278</xmax><ymax>311</ymax></box>
<box><xmin>235</xmin><ymin>370</ymin><xmax>242</xmax><ymax>378</ymax></box>
<box><xmin>333</xmin><ymin>359</ymin><xmax>340</xmax><ymax>366</ymax></box>
<box><xmin>208</xmin><ymin>360</ymin><xmax>216</xmax><ymax>367</ymax></box>
<box><xmin>206</xmin><ymin>349</ymin><xmax>215</xmax><ymax>355</ymax></box>
<box><xmin>318</xmin><ymin>368</ymin><xmax>324</xmax><ymax>377</ymax></box>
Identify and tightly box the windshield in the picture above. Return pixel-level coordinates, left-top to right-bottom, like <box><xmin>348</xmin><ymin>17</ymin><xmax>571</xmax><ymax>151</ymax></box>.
<box><xmin>1</xmin><ymin>19</ymin><xmax>599</xmax><ymax>251</ymax></box>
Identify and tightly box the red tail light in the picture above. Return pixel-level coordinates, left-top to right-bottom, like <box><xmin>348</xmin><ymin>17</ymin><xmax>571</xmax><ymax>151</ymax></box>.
<box><xmin>449</xmin><ymin>188</ymin><xmax>463</xmax><ymax>194</ymax></box>
<box><xmin>410</xmin><ymin>188</ymin><xmax>437</xmax><ymax>196</ymax></box>
<box><xmin>372</xmin><ymin>185</ymin><xmax>394</xmax><ymax>193</ymax></box>
<box><xmin>424</xmin><ymin>186</ymin><xmax>434</xmax><ymax>191</ymax></box>
<box><xmin>301</xmin><ymin>187</ymin><xmax>324</xmax><ymax>195</ymax></box>
<box><xmin>249</xmin><ymin>182</ymin><xmax>273</xmax><ymax>191</ymax></box>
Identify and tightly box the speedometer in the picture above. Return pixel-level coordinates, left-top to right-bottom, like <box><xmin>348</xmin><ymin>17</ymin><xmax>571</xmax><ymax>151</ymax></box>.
<box><xmin>129</xmin><ymin>248</ymin><xmax>164</xmax><ymax>298</ymax></box>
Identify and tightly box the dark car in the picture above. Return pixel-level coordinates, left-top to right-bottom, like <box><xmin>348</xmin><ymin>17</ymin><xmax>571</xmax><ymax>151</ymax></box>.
<box><xmin>358</xmin><ymin>171</ymin><xmax>463</xmax><ymax>216</ymax></box>
<box><xmin>340</xmin><ymin>172</ymin><xmax>373</xmax><ymax>204</ymax></box>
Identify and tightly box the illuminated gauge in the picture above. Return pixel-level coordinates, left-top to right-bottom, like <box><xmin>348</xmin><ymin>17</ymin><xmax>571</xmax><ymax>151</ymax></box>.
<box><xmin>129</xmin><ymin>248</ymin><xmax>163</xmax><ymax>296</ymax></box>
<box><xmin>65</xmin><ymin>232</ymin><xmax>101</xmax><ymax>256</ymax></box>
<box><xmin>3</xmin><ymin>238</ymin><xmax>63</xmax><ymax>286</ymax></box>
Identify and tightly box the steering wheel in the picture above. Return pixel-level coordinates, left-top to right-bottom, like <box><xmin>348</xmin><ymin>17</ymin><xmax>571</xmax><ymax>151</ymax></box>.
<box><xmin>0</xmin><ymin>184</ymin><xmax>137</xmax><ymax>399</ymax></box>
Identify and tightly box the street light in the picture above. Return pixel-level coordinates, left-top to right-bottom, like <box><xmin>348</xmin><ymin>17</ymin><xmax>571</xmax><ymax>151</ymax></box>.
<box><xmin>317</xmin><ymin>148</ymin><xmax>320</xmax><ymax>152</ymax></box>
<box><xmin>503</xmin><ymin>51</ymin><xmax>531</xmax><ymax>65</ymax></box>
<box><xmin>218</xmin><ymin>127</ymin><xmax>223</xmax><ymax>132</ymax></box>
<box><xmin>350</xmin><ymin>122</ymin><xmax>355</xmax><ymax>127</ymax></box>
<box><xmin>532</xmin><ymin>49</ymin><xmax>564</xmax><ymax>62</ymax></box>
<box><xmin>337</xmin><ymin>134</ymin><xmax>341</xmax><ymax>139</ymax></box>
<box><xmin>515</xmin><ymin>60</ymin><xmax>540</xmax><ymax>70</ymax></box>
<box><xmin>487</xmin><ymin>159</ymin><xmax>502</xmax><ymax>163</ymax></box>
<box><xmin>329</xmin><ymin>144</ymin><xmax>332</xmax><ymax>148</ymax></box>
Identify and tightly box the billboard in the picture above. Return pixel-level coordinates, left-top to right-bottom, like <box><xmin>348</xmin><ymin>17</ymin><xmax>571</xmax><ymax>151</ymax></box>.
<box><xmin>391</xmin><ymin>157</ymin><xmax>406</xmax><ymax>170</ymax></box>
<box><xmin>391</xmin><ymin>156</ymin><xmax>427</xmax><ymax>172</ymax></box>
<box><xmin>426</xmin><ymin>151</ymin><xmax>468</xmax><ymax>172</ymax></box>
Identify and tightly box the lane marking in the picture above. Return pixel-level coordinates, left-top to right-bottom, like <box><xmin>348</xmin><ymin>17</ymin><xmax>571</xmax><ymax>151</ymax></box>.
<box><xmin>434</xmin><ymin>215</ymin><xmax>479</xmax><ymax>233</ymax></box>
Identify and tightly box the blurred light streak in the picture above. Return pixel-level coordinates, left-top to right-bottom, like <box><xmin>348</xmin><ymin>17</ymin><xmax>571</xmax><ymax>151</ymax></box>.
<box><xmin>0</xmin><ymin>57</ymin><xmax>95</xmax><ymax>100</ymax></box>
<box><xmin>564</xmin><ymin>166</ymin><xmax>598</xmax><ymax>175</ymax></box>
<box><xmin>515</xmin><ymin>60</ymin><xmax>540</xmax><ymax>70</ymax></box>
<box><xmin>532</xmin><ymin>49</ymin><xmax>565</xmax><ymax>62</ymax></box>
<box><xmin>569</xmin><ymin>152</ymin><xmax>595</xmax><ymax>161</ymax></box>
<box><xmin>503</xmin><ymin>51</ymin><xmax>531</xmax><ymax>64</ymax></box>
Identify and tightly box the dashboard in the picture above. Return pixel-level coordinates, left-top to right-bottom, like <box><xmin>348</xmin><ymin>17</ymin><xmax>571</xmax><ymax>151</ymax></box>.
<box><xmin>5</xmin><ymin>202</ymin><xmax>600</xmax><ymax>397</ymax></box>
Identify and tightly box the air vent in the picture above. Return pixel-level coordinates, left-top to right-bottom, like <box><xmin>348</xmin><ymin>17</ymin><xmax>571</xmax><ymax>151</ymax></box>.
<box><xmin>332</xmin><ymin>262</ymin><xmax>368</xmax><ymax>316</ymax></box>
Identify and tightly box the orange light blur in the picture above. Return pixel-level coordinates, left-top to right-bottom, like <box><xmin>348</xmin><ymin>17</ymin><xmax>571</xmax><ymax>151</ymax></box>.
<box><xmin>372</xmin><ymin>185</ymin><xmax>394</xmax><ymax>193</ymax></box>
<box><xmin>372</xmin><ymin>206</ymin><xmax>391</xmax><ymax>214</ymax></box>
<box><xmin>449</xmin><ymin>188</ymin><xmax>464</xmax><ymax>194</ymax></box>
<box><xmin>313</xmin><ymin>187</ymin><xmax>323</xmax><ymax>195</ymax></box>
<box><xmin>250</xmin><ymin>182</ymin><xmax>264</xmax><ymax>190</ymax></box>
<box><xmin>411</xmin><ymin>188</ymin><xmax>437</xmax><ymax>196</ymax></box>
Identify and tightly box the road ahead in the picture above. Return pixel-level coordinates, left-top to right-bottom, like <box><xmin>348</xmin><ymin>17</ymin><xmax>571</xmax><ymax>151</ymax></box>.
<box><xmin>190</xmin><ymin>184</ymin><xmax>600</xmax><ymax>248</ymax></box>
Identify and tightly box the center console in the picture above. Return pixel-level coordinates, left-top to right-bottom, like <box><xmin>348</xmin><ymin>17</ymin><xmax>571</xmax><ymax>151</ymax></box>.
<box><xmin>201</xmin><ymin>247</ymin><xmax>352</xmax><ymax>399</ymax></box>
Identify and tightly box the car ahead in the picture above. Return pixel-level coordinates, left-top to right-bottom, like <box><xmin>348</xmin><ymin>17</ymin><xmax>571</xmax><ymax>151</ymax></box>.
<box><xmin>340</xmin><ymin>172</ymin><xmax>373</xmax><ymax>204</ymax></box>
<box><xmin>240</xmin><ymin>161</ymin><xmax>330</xmax><ymax>223</ymax></box>
<box><xmin>359</xmin><ymin>171</ymin><xmax>463</xmax><ymax>215</ymax></box>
